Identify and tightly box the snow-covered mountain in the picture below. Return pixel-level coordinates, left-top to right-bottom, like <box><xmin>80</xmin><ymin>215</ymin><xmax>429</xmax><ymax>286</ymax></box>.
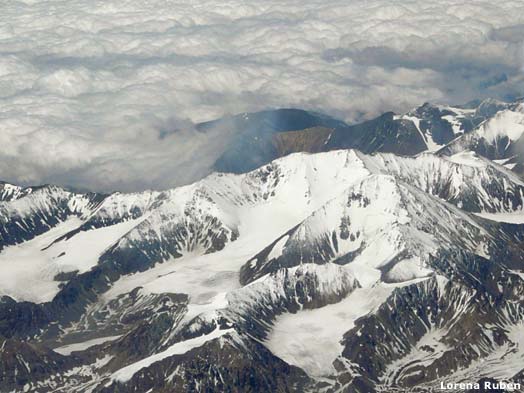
<box><xmin>2</xmin><ymin>100</ymin><xmax>524</xmax><ymax>393</ymax></box>
<box><xmin>210</xmin><ymin>98</ymin><xmax>513</xmax><ymax>176</ymax></box>
<box><xmin>439</xmin><ymin>101</ymin><xmax>524</xmax><ymax>176</ymax></box>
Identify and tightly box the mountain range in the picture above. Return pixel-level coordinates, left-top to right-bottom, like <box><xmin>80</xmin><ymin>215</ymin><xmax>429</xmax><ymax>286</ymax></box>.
<box><xmin>1</xmin><ymin>98</ymin><xmax>524</xmax><ymax>392</ymax></box>
<box><xmin>209</xmin><ymin>98</ymin><xmax>523</xmax><ymax>177</ymax></box>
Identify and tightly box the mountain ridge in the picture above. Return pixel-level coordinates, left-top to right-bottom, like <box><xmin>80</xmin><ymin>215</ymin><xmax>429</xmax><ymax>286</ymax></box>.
<box><xmin>1</xmin><ymin>99</ymin><xmax>524</xmax><ymax>392</ymax></box>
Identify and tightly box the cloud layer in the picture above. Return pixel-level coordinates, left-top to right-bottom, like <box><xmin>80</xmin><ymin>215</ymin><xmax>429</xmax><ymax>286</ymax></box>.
<box><xmin>1</xmin><ymin>0</ymin><xmax>524</xmax><ymax>191</ymax></box>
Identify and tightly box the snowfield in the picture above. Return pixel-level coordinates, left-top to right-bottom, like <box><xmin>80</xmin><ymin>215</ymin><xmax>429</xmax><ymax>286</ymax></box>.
<box><xmin>54</xmin><ymin>335</ymin><xmax>122</xmax><ymax>356</ymax></box>
<box><xmin>475</xmin><ymin>211</ymin><xmax>524</xmax><ymax>224</ymax></box>
<box><xmin>110</xmin><ymin>328</ymin><xmax>235</xmax><ymax>383</ymax></box>
<box><xmin>2</xmin><ymin>142</ymin><xmax>524</xmax><ymax>392</ymax></box>
<box><xmin>0</xmin><ymin>217</ymin><xmax>145</xmax><ymax>303</ymax></box>
<box><xmin>266</xmin><ymin>283</ymin><xmax>399</xmax><ymax>377</ymax></box>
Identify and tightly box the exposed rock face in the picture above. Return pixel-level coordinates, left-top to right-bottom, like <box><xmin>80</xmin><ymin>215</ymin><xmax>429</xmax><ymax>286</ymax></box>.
<box><xmin>0</xmin><ymin>338</ymin><xmax>74</xmax><ymax>392</ymax></box>
<box><xmin>272</xmin><ymin>126</ymin><xmax>333</xmax><ymax>156</ymax></box>
<box><xmin>99</xmin><ymin>333</ymin><xmax>313</xmax><ymax>393</ymax></box>
<box><xmin>211</xmin><ymin>99</ymin><xmax>510</xmax><ymax>176</ymax></box>
<box><xmin>333</xmin><ymin>251</ymin><xmax>524</xmax><ymax>391</ymax></box>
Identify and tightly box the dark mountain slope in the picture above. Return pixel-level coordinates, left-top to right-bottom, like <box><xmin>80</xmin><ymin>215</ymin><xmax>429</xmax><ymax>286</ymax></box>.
<box><xmin>210</xmin><ymin>99</ymin><xmax>507</xmax><ymax>175</ymax></box>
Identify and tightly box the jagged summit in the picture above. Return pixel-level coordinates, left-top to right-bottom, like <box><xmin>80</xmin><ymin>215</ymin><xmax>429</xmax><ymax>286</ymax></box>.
<box><xmin>208</xmin><ymin>97</ymin><xmax>516</xmax><ymax>176</ymax></box>
<box><xmin>438</xmin><ymin>102</ymin><xmax>524</xmax><ymax>175</ymax></box>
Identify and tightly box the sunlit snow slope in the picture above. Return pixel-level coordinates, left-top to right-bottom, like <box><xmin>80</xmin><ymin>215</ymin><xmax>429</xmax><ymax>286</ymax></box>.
<box><xmin>1</xmin><ymin>102</ymin><xmax>524</xmax><ymax>392</ymax></box>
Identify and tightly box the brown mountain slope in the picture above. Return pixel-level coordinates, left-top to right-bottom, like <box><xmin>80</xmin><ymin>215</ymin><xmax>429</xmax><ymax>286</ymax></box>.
<box><xmin>271</xmin><ymin>126</ymin><xmax>333</xmax><ymax>156</ymax></box>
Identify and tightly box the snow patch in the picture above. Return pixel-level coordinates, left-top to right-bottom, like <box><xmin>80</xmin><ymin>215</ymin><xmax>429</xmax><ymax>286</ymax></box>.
<box><xmin>445</xmin><ymin>151</ymin><xmax>487</xmax><ymax>168</ymax></box>
<box><xmin>266</xmin><ymin>235</ymin><xmax>289</xmax><ymax>262</ymax></box>
<box><xmin>53</xmin><ymin>335</ymin><xmax>121</xmax><ymax>355</ymax></box>
<box><xmin>0</xmin><ymin>217</ymin><xmax>144</xmax><ymax>303</ymax></box>
<box><xmin>475</xmin><ymin>211</ymin><xmax>524</xmax><ymax>224</ymax></box>
<box><xmin>111</xmin><ymin>328</ymin><xmax>233</xmax><ymax>383</ymax></box>
<box><xmin>385</xmin><ymin>257</ymin><xmax>433</xmax><ymax>282</ymax></box>
<box><xmin>476</xmin><ymin>105</ymin><xmax>524</xmax><ymax>143</ymax></box>
<box><xmin>265</xmin><ymin>281</ymin><xmax>419</xmax><ymax>377</ymax></box>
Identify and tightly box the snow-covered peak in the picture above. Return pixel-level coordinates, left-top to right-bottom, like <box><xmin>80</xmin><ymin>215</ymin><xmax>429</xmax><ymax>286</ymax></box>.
<box><xmin>474</xmin><ymin>103</ymin><xmax>524</xmax><ymax>143</ymax></box>
<box><xmin>392</xmin><ymin>102</ymin><xmax>481</xmax><ymax>152</ymax></box>
<box><xmin>364</xmin><ymin>151</ymin><xmax>524</xmax><ymax>211</ymax></box>
<box><xmin>437</xmin><ymin>103</ymin><xmax>524</xmax><ymax>176</ymax></box>
<box><xmin>240</xmin><ymin>170</ymin><xmax>493</xmax><ymax>287</ymax></box>
<box><xmin>0</xmin><ymin>185</ymin><xmax>93</xmax><ymax>221</ymax></box>
<box><xmin>0</xmin><ymin>182</ymin><xmax>30</xmax><ymax>202</ymax></box>
<box><xmin>82</xmin><ymin>190</ymin><xmax>159</xmax><ymax>227</ymax></box>
<box><xmin>1</xmin><ymin>147</ymin><xmax>524</xmax><ymax>306</ymax></box>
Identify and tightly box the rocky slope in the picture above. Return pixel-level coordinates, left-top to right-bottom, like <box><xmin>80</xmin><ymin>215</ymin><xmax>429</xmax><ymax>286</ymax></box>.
<box><xmin>209</xmin><ymin>98</ymin><xmax>514</xmax><ymax>177</ymax></box>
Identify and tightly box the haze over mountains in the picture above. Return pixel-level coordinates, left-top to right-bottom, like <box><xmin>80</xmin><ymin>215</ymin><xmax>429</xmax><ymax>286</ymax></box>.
<box><xmin>3</xmin><ymin>1</ymin><xmax>524</xmax><ymax>391</ymax></box>
<box><xmin>209</xmin><ymin>97</ymin><xmax>524</xmax><ymax>177</ymax></box>
<box><xmin>3</xmin><ymin>0</ymin><xmax>524</xmax><ymax>193</ymax></box>
<box><xmin>1</xmin><ymin>97</ymin><xmax>524</xmax><ymax>392</ymax></box>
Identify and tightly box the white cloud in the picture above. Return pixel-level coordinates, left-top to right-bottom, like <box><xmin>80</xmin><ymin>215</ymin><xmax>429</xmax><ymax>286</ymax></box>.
<box><xmin>1</xmin><ymin>0</ymin><xmax>523</xmax><ymax>191</ymax></box>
